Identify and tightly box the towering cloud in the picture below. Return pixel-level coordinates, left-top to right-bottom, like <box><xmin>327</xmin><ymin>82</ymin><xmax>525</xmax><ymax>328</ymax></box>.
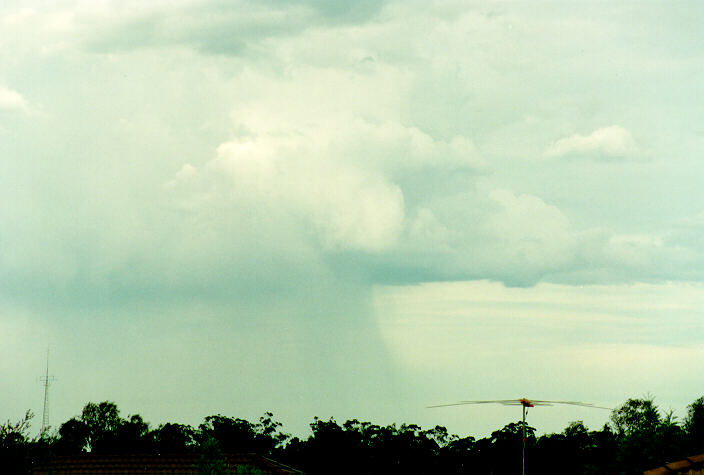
<box><xmin>0</xmin><ymin>0</ymin><xmax>702</xmax><ymax>438</ymax></box>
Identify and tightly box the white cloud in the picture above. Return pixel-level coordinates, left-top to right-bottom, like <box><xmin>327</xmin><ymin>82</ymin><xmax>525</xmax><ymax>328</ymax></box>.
<box><xmin>481</xmin><ymin>190</ymin><xmax>577</xmax><ymax>275</ymax></box>
<box><xmin>171</xmin><ymin>133</ymin><xmax>406</xmax><ymax>253</ymax></box>
<box><xmin>333</xmin><ymin>120</ymin><xmax>485</xmax><ymax>173</ymax></box>
<box><xmin>0</xmin><ymin>85</ymin><xmax>28</xmax><ymax>112</ymax></box>
<box><xmin>159</xmin><ymin>58</ymin><xmax>483</xmax><ymax>255</ymax></box>
<box><xmin>546</xmin><ymin>126</ymin><xmax>637</xmax><ymax>158</ymax></box>
<box><xmin>1</xmin><ymin>0</ymin><xmax>704</xmax><ymax>441</ymax></box>
<box><xmin>406</xmin><ymin>208</ymin><xmax>452</xmax><ymax>250</ymax></box>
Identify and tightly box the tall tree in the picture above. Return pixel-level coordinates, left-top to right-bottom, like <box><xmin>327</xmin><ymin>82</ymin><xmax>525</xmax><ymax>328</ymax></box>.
<box><xmin>684</xmin><ymin>396</ymin><xmax>704</xmax><ymax>453</ymax></box>
<box><xmin>56</xmin><ymin>401</ymin><xmax>151</xmax><ymax>454</ymax></box>
<box><xmin>80</xmin><ymin>401</ymin><xmax>124</xmax><ymax>453</ymax></box>
<box><xmin>197</xmin><ymin>412</ymin><xmax>287</xmax><ymax>456</ymax></box>
<box><xmin>610</xmin><ymin>397</ymin><xmax>670</xmax><ymax>473</ymax></box>
<box><xmin>152</xmin><ymin>423</ymin><xmax>196</xmax><ymax>454</ymax></box>
<box><xmin>0</xmin><ymin>411</ymin><xmax>37</xmax><ymax>473</ymax></box>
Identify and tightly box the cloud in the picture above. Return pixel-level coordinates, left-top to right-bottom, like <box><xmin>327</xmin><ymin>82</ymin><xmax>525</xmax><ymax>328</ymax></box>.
<box><xmin>477</xmin><ymin>190</ymin><xmax>577</xmax><ymax>282</ymax></box>
<box><xmin>546</xmin><ymin>126</ymin><xmax>637</xmax><ymax>158</ymax></box>
<box><xmin>214</xmin><ymin>135</ymin><xmax>406</xmax><ymax>252</ymax></box>
<box><xmin>2</xmin><ymin>0</ymin><xmax>704</xmax><ymax>442</ymax></box>
<box><xmin>0</xmin><ymin>0</ymin><xmax>693</xmax><ymax>298</ymax></box>
<box><xmin>0</xmin><ymin>85</ymin><xmax>28</xmax><ymax>112</ymax></box>
<box><xmin>71</xmin><ymin>0</ymin><xmax>388</xmax><ymax>55</ymax></box>
<box><xmin>169</xmin><ymin>131</ymin><xmax>408</xmax><ymax>253</ymax></box>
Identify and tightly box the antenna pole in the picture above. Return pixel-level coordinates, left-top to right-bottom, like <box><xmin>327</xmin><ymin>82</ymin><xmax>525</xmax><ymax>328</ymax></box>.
<box><xmin>427</xmin><ymin>397</ymin><xmax>612</xmax><ymax>475</ymax></box>
<box><xmin>40</xmin><ymin>348</ymin><xmax>55</xmax><ymax>436</ymax></box>
<box><xmin>522</xmin><ymin>403</ymin><xmax>526</xmax><ymax>475</ymax></box>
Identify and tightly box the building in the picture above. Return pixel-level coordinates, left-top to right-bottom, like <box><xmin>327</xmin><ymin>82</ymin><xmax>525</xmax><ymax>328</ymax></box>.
<box><xmin>644</xmin><ymin>453</ymin><xmax>704</xmax><ymax>475</ymax></box>
<box><xmin>31</xmin><ymin>453</ymin><xmax>304</xmax><ymax>474</ymax></box>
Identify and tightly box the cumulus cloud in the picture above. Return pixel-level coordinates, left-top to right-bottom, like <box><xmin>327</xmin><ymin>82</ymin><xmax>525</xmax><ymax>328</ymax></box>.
<box><xmin>2</xmin><ymin>0</ymin><xmax>704</xmax><ymax>440</ymax></box>
<box><xmin>0</xmin><ymin>85</ymin><xmax>29</xmax><ymax>112</ymax></box>
<box><xmin>168</xmin><ymin>134</ymin><xmax>406</xmax><ymax>253</ymax></box>
<box><xmin>480</xmin><ymin>190</ymin><xmax>577</xmax><ymax>282</ymax></box>
<box><xmin>0</xmin><ymin>0</ymin><xmax>697</xmax><ymax>295</ymax></box>
<box><xmin>546</xmin><ymin>126</ymin><xmax>637</xmax><ymax>158</ymax></box>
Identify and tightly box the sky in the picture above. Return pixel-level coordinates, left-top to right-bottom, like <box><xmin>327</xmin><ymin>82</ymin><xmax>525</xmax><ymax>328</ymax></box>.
<box><xmin>1</xmin><ymin>0</ymin><xmax>704</xmax><ymax>439</ymax></box>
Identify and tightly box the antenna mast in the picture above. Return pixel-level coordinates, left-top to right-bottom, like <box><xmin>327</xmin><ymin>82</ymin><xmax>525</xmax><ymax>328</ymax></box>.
<box><xmin>428</xmin><ymin>398</ymin><xmax>612</xmax><ymax>475</ymax></box>
<box><xmin>40</xmin><ymin>348</ymin><xmax>55</xmax><ymax>435</ymax></box>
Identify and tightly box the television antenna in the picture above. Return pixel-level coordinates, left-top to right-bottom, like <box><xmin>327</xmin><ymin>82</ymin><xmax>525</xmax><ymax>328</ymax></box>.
<box><xmin>428</xmin><ymin>398</ymin><xmax>612</xmax><ymax>475</ymax></box>
<box><xmin>39</xmin><ymin>348</ymin><xmax>56</xmax><ymax>436</ymax></box>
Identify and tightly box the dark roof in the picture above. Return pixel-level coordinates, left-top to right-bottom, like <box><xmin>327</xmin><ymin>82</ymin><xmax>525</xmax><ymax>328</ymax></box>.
<box><xmin>644</xmin><ymin>453</ymin><xmax>704</xmax><ymax>475</ymax></box>
<box><xmin>31</xmin><ymin>453</ymin><xmax>304</xmax><ymax>474</ymax></box>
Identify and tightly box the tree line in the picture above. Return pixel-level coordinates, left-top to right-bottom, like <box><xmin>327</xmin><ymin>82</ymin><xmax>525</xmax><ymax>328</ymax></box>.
<box><xmin>1</xmin><ymin>396</ymin><xmax>703</xmax><ymax>474</ymax></box>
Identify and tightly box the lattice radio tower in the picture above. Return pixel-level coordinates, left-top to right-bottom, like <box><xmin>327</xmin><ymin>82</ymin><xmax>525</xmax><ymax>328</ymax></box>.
<box><xmin>39</xmin><ymin>348</ymin><xmax>56</xmax><ymax>435</ymax></box>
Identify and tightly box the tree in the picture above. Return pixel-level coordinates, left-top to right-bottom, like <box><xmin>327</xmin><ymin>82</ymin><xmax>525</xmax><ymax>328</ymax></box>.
<box><xmin>197</xmin><ymin>436</ymin><xmax>227</xmax><ymax>474</ymax></box>
<box><xmin>439</xmin><ymin>435</ymin><xmax>475</xmax><ymax>474</ymax></box>
<box><xmin>610</xmin><ymin>397</ymin><xmax>674</xmax><ymax>473</ymax></box>
<box><xmin>113</xmin><ymin>414</ymin><xmax>151</xmax><ymax>453</ymax></box>
<box><xmin>684</xmin><ymin>396</ymin><xmax>704</xmax><ymax>453</ymax></box>
<box><xmin>610</xmin><ymin>398</ymin><xmax>661</xmax><ymax>438</ymax></box>
<box><xmin>0</xmin><ymin>411</ymin><xmax>37</xmax><ymax>473</ymax></box>
<box><xmin>256</xmin><ymin>412</ymin><xmax>289</xmax><ymax>457</ymax></box>
<box><xmin>561</xmin><ymin>420</ymin><xmax>591</xmax><ymax>469</ymax></box>
<box><xmin>197</xmin><ymin>413</ymin><xmax>287</xmax><ymax>457</ymax></box>
<box><xmin>584</xmin><ymin>424</ymin><xmax>617</xmax><ymax>474</ymax></box>
<box><xmin>80</xmin><ymin>401</ymin><xmax>124</xmax><ymax>452</ymax></box>
<box><xmin>488</xmin><ymin>422</ymin><xmax>537</xmax><ymax>475</ymax></box>
<box><xmin>56</xmin><ymin>417</ymin><xmax>89</xmax><ymax>453</ymax></box>
<box><xmin>152</xmin><ymin>422</ymin><xmax>196</xmax><ymax>454</ymax></box>
<box><xmin>56</xmin><ymin>401</ymin><xmax>152</xmax><ymax>454</ymax></box>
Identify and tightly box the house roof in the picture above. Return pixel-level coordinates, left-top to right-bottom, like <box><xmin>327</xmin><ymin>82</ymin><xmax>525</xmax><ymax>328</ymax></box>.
<box><xmin>643</xmin><ymin>453</ymin><xmax>704</xmax><ymax>475</ymax></box>
<box><xmin>31</xmin><ymin>453</ymin><xmax>304</xmax><ymax>474</ymax></box>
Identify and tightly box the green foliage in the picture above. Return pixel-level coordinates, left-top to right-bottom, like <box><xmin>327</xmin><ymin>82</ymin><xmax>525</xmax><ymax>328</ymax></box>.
<box><xmin>8</xmin><ymin>395</ymin><xmax>704</xmax><ymax>474</ymax></box>
<box><xmin>197</xmin><ymin>436</ymin><xmax>228</xmax><ymax>475</ymax></box>
<box><xmin>197</xmin><ymin>412</ymin><xmax>289</xmax><ymax>456</ymax></box>
<box><xmin>235</xmin><ymin>464</ymin><xmax>264</xmax><ymax>475</ymax></box>
<box><xmin>56</xmin><ymin>417</ymin><xmax>89</xmax><ymax>453</ymax></box>
<box><xmin>1</xmin><ymin>410</ymin><xmax>34</xmax><ymax>444</ymax></box>
<box><xmin>54</xmin><ymin>401</ymin><xmax>152</xmax><ymax>455</ymax></box>
<box><xmin>608</xmin><ymin>397</ymin><xmax>690</xmax><ymax>474</ymax></box>
<box><xmin>153</xmin><ymin>422</ymin><xmax>196</xmax><ymax>454</ymax></box>
<box><xmin>685</xmin><ymin>396</ymin><xmax>704</xmax><ymax>453</ymax></box>
<box><xmin>610</xmin><ymin>397</ymin><xmax>661</xmax><ymax>437</ymax></box>
<box><xmin>531</xmin><ymin>422</ymin><xmax>618</xmax><ymax>474</ymax></box>
<box><xmin>0</xmin><ymin>411</ymin><xmax>37</xmax><ymax>473</ymax></box>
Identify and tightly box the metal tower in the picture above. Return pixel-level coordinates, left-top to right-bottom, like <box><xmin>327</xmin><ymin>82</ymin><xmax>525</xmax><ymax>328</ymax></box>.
<box><xmin>39</xmin><ymin>349</ymin><xmax>55</xmax><ymax>435</ymax></box>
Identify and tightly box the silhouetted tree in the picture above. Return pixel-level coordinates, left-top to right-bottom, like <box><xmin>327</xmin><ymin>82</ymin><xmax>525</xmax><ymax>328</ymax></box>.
<box><xmin>113</xmin><ymin>414</ymin><xmax>152</xmax><ymax>453</ymax></box>
<box><xmin>55</xmin><ymin>401</ymin><xmax>151</xmax><ymax>454</ymax></box>
<box><xmin>439</xmin><ymin>434</ymin><xmax>475</xmax><ymax>474</ymax></box>
<box><xmin>584</xmin><ymin>424</ymin><xmax>618</xmax><ymax>474</ymax></box>
<box><xmin>152</xmin><ymin>422</ymin><xmax>196</xmax><ymax>454</ymax></box>
<box><xmin>488</xmin><ymin>421</ymin><xmax>536</xmax><ymax>475</ymax></box>
<box><xmin>197</xmin><ymin>412</ymin><xmax>288</xmax><ymax>457</ymax></box>
<box><xmin>610</xmin><ymin>397</ymin><xmax>678</xmax><ymax>474</ymax></box>
<box><xmin>0</xmin><ymin>411</ymin><xmax>37</xmax><ymax>473</ymax></box>
<box><xmin>80</xmin><ymin>401</ymin><xmax>124</xmax><ymax>452</ymax></box>
<box><xmin>685</xmin><ymin>396</ymin><xmax>704</xmax><ymax>453</ymax></box>
<box><xmin>197</xmin><ymin>436</ymin><xmax>227</xmax><ymax>474</ymax></box>
<box><xmin>16</xmin><ymin>395</ymin><xmax>704</xmax><ymax>474</ymax></box>
<box><xmin>55</xmin><ymin>417</ymin><xmax>89</xmax><ymax>453</ymax></box>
